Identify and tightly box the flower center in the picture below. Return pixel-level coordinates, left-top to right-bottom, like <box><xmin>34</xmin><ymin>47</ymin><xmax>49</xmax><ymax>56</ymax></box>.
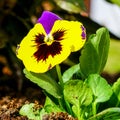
<box><xmin>44</xmin><ymin>34</ymin><xmax>54</xmax><ymax>45</ymax></box>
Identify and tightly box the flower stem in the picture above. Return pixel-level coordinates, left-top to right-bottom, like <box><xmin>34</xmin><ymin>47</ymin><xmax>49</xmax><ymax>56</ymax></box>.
<box><xmin>56</xmin><ymin>64</ymin><xmax>65</xmax><ymax>110</ymax></box>
<box><xmin>56</xmin><ymin>64</ymin><xmax>64</xmax><ymax>88</ymax></box>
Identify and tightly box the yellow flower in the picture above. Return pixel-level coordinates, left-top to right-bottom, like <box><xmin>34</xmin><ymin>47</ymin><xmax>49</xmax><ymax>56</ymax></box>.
<box><xmin>17</xmin><ymin>11</ymin><xmax>86</xmax><ymax>73</ymax></box>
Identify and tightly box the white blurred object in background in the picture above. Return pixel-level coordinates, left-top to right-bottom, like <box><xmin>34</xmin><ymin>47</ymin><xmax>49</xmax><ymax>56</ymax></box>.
<box><xmin>90</xmin><ymin>0</ymin><xmax>120</xmax><ymax>38</ymax></box>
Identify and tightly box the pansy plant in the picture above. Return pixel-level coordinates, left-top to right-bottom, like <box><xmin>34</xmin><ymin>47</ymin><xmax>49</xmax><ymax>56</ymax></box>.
<box><xmin>17</xmin><ymin>11</ymin><xmax>86</xmax><ymax>73</ymax></box>
<box><xmin>17</xmin><ymin>11</ymin><xmax>117</xmax><ymax>120</ymax></box>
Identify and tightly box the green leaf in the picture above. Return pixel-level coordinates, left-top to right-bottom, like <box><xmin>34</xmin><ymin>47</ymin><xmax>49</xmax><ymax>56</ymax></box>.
<box><xmin>19</xmin><ymin>103</ymin><xmax>41</xmax><ymax>120</ymax></box>
<box><xmin>23</xmin><ymin>69</ymin><xmax>62</xmax><ymax>98</ymax></box>
<box><xmin>80</xmin><ymin>27</ymin><xmax>110</xmax><ymax>78</ymax></box>
<box><xmin>85</xmin><ymin>74</ymin><xmax>112</xmax><ymax>103</ymax></box>
<box><xmin>54</xmin><ymin>0</ymin><xmax>86</xmax><ymax>13</ymax></box>
<box><xmin>112</xmin><ymin>78</ymin><xmax>120</xmax><ymax>103</ymax></box>
<box><xmin>88</xmin><ymin>107</ymin><xmax>120</xmax><ymax>120</ymax></box>
<box><xmin>62</xmin><ymin>64</ymin><xmax>80</xmax><ymax>83</ymax></box>
<box><xmin>64</xmin><ymin>80</ymin><xmax>93</xmax><ymax>119</ymax></box>
<box><xmin>44</xmin><ymin>97</ymin><xmax>63</xmax><ymax>113</ymax></box>
<box><xmin>106</xmin><ymin>0</ymin><xmax>120</xmax><ymax>6</ymax></box>
<box><xmin>64</xmin><ymin>80</ymin><xmax>93</xmax><ymax>106</ymax></box>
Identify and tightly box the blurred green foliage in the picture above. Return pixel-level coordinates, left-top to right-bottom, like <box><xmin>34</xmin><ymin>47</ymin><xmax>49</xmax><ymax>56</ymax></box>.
<box><xmin>54</xmin><ymin>0</ymin><xmax>86</xmax><ymax>13</ymax></box>
<box><xmin>104</xmin><ymin>39</ymin><xmax>120</xmax><ymax>74</ymax></box>
<box><xmin>106</xmin><ymin>0</ymin><xmax>120</xmax><ymax>6</ymax></box>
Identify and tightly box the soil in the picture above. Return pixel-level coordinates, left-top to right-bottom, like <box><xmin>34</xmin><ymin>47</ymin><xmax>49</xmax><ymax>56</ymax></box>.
<box><xmin>0</xmin><ymin>82</ymin><xmax>45</xmax><ymax>120</ymax></box>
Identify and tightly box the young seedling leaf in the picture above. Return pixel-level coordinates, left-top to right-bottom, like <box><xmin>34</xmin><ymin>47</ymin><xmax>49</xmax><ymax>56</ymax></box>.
<box><xmin>64</xmin><ymin>80</ymin><xmax>93</xmax><ymax>119</ymax></box>
<box><xmin>86</xmin><ymin>74</ymin><xmax>112</xmax><ymax>103</ymax></box>
<box><xmin>64</xmin><ymin>80</ymin><xmax>93</xmax><ymax>106</ymax></box>
<box><xmin>19</xmin><ymin>103</ymin><xmax>41</xmax><ymax>120</ymax></box>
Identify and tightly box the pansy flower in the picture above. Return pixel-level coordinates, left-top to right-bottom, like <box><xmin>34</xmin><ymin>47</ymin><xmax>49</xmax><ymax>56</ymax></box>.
<box><xmin>17</xmin><ymin>11</ymin><xmax>86</xmax><ymax>73</ymax></box>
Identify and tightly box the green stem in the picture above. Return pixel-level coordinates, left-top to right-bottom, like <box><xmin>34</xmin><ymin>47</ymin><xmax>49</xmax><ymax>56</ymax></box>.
<box><xmin>56</xmin><ymin>64</ymin><xmax>65</xmax><ymax>110</ymax></box>
<box><xmin>78</xmin><ymin>107</ymin><xmax>82</xmax><ymax>120</ymax></box>
<box><xmin>65</xmin><ymin>101</ymin><xmax>73</xmax><ymax>115</ymax></box>
<box><xmin>92</xmin><ymin>102</ymin><xmax>97</xmax><ymax>116</ymax></box>
<box><xmin>56</xmin><ymin>65</ymin><xmax>73</xmax><ymax>114</ymax></box>
<box><xmin>56</xmin><ymin>64</ymin><xmax>64</xmax><ymax>88</ymax></box>
<box><xmin>58</xmin><ymin>98</ymin><xmax>65</xmax><ymax>111</ymax></box>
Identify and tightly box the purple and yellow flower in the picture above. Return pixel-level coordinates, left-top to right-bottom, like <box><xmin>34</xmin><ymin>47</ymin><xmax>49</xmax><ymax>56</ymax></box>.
<box><xmin>17</xmin><ymin>11</ymin><xmax>86</xmax><ymax>73</ymax></box>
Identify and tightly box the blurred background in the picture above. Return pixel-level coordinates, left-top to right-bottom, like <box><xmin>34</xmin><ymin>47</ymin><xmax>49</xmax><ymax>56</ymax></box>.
<box><xmin>0</xmin><ymin>0</ymin><xmax>120</xmax><ymax>90</ymax></box>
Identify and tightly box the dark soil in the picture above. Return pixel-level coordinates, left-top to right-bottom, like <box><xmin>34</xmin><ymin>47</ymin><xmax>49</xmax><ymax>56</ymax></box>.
<box><xmin>0</xmin><ymin>83</ymin><xmax>45</xmax><ymax>120</ymax></box>
<box><xmin>0</xmin><ymin>85</ymin><xmax>77</xmax><ymax>120</ymax></box>
<box><xmin>42</xmin><ymin>112</ymin><xmax>78</xmax><ymax>120</ymax></box>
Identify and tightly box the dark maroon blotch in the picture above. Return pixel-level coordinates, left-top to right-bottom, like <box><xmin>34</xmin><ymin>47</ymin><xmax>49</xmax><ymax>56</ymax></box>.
<box><xmin>53</xmin><ymin>30</ymin><xmax>65</xmax><ymax>41</ymax></box>
<box><xmin>33</xmin><ymin>42</ymin><xmax>62</xmax><ymax>62</ymax></box>
<box><xmin>35</xmin><ymin>34</ymin><xmax>45</xmax><ymax>44</ymax></box>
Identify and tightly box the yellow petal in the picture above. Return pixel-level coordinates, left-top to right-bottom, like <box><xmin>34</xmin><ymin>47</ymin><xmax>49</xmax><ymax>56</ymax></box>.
<box><xmin>51</xmin><ymin>20</ymin><xmax>86</xmax><ymax>52</ymax></box>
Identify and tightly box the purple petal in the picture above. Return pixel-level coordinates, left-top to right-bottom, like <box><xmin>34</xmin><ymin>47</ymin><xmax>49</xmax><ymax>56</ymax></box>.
<box><xmin>37</xmin><ymin>11</ymin><xmax>62</xmax><ymax>34</ymax></box>
<box><xmin>81</xmin><ymin>25</ymin><xmax>86</xmax><ymax>40</ymax></box>
<box><xmin>81</xmin><ymin>31</ymin><xmax>86</xmax><ymax>39</ymax></box>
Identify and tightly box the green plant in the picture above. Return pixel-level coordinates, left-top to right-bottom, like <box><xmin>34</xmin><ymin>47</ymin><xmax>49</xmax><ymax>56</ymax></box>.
<box><xmin>17</xmin><ymin>11</ymin><xmax>120</xmax><ymax>120</ymax></box>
